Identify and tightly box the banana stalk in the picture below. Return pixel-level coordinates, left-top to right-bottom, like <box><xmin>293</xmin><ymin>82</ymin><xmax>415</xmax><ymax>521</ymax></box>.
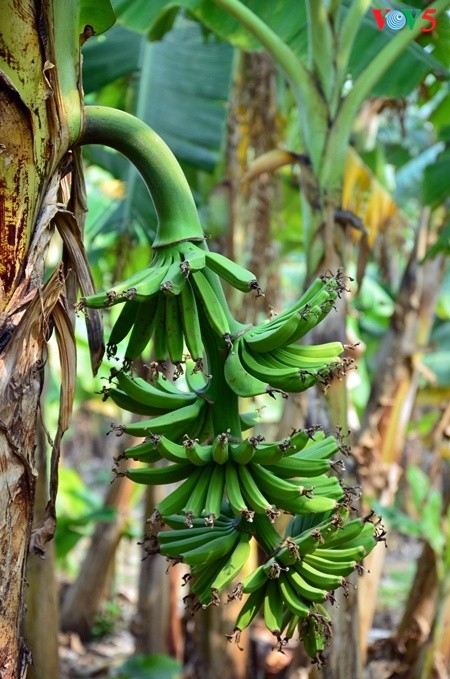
<box><xmin>79</xmin><ymin>106</ymin><xmax>204</xmax><ymax>247</ymax></box>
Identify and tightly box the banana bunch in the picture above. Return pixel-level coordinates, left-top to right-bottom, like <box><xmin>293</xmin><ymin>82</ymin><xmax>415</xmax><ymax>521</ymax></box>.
<box><xmin>226</xmin><ymin>511</ymin><xmax>382</xmax><ymax>664</ymax></box>
<box><xmin>224</xmin><ymin>271</ymin><xmax>351</xmax><ymax>398</ymax></box>
<box><xmin>158</xmin><ymin>514</ymin><xmax>252</xmax><ymax>611</ymax></box>
<box><xmin>79</xmin><ymin>241</ymin><xmax>264</xmax><ymax>370</ymax></box>
<box><xmin>79</xmin><ymin>106</ymin><xmax>378</xmax><ymax>666</ymax></box>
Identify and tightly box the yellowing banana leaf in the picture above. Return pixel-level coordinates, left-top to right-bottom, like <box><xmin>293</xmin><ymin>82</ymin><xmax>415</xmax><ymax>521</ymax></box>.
<box><xmin>342</xmin><ymin>148</ymin><xmax>402</xmax><ymax>245</ymax></box>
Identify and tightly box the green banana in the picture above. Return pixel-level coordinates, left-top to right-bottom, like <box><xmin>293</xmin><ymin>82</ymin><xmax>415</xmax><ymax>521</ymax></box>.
<box><xmin>163</xmin><ymin>510</ymin><xmax>235</xmax><ymax>531</ymax></box>
<box><xmin>282</xmin><ymin>611</ymin><xmax>301</xmax><ymax>642</ymax></box>
<box><xmin>107</xmin><ymin>300</ymin><xmax>139</xmax><ymax>357</ymax></box>
<box><xmin>286</xmin><ymin>569</ymin><xmax>327</xmax><ymax>603</ymax></box>
<box><xmin>152</xmin><ymin>467</ymin><xmax>205</xmax><ymax>519</ymax></box>
<box><xmin>123</xmin><ymin>296</ymin><xmax>159</xmax><ymax>364</ymax></box>
<box><xmin>281</xmin><ymin>493</ymin><xmax>338</xmax><ymax>516</ymax></box>
<box><xmin>237</xmin><ymin>463</ymin><xmax>278</xmax><ymax>519</ymax></box>
<box><xmin>112</xmin><ymin>370</ymin><xmax>196</xmax><ymax>410</ymax></box>
<box><xmin>121</xmin><ymin>437</ymin><xmax>162</xmax><ymax>464</ymax></box>
<box><xmin>183</xmin><ymin>464</ymin><xmax>214</xmax><ymax>525</ymax></box>
<box><xmin>248</xmin><ymin>464</ymin><xmax>304</xmax><ymax>503</ymax></box>
<box><xmin>251</xmin><ymin>437</ymin><xmax>291</xmax><ymax>465</ymax></box>
<box><xmin>179</xmin><ymin>281</ymin><xmax>204</xmax><ymax>362</ymax></box>
<box><xmin>126</xmin><ymin>261</ymin><xmax>173</xmax><ymax>303</ymax></box>
<box><xmin>240</xmin><ymin>411</ymin><xmax>262</xmax><ymax>431</ymax></box>
<box><xmin>229</xmin><ymin>436</ymin><xmax>262</xmax><ymax>464</ymax></box>
<box><xmin>288</xmin><ymin>427</ymin><xmax>325</xmax><ymax>454</ymax></box>
<box><xmin>315</xmin><ymin>544</ymin><xmax>368</xmax><ymax>562</ymax></box>
<box><xmin>244</xmin><ymin>311</ymin><xmax>301</xmax><ymax>353</ymax></box>
<box><xmin>251</xmin><ymin>275</ymin><xmax>328</xmax><ymax>330</ymax></box>
<box><xmin>295</xmin><ymin>435</ymin><xmax>340</xmax><ymax>461</ymax></box>
<box><xmin>182</xmin><ymin>527</ymin><xmax>240</xmax><ymax>567</ymax></box>
<box><xmin>183</xmin><ymin>438</ymin><xmax>212</xmax><ymax>466</ymax></box>
<box><xmin>184</xmin><ymin>358</ymin><xmax>208</xmax><ymax>391</ymax></box>
<box><xmin>321</xmin><ymin>518</ymin><xmax>367</xmax><ymax>548</ymax></box>
<box><xmin>119</xmin><ymin>398</ymin><xmax>204</xmax><ymax>438</ymax></box>
<box><xmin>191</xmin><ymin>270</ymin><xmax>231</xmax><ymax>338</ymax></box>
<box><xmin>204</xmin><ymin>250</ymin><xmax>263</xmax><ymax>296</ymax></box>
<box><xmin>264</xmin><ymin>456</ymin><xmax>332</xmax><ymax>478</ymax></box>
<box><xmin>241</xmin><ymin>564</ymin><xmax>269</xmax><ymax>593</ymax></box>
<box><xmin>152</xmin><ymin>291</ymin><xmax>168</xmax><ymax>364</ymax></box>
<box><xmin>160</xmin><ymin>259</ymin><xmax>187</xmax><ymax>296</ymax></box>
<box><xmin>232</xmin><ymin>586</ymin><xmax>267</xmax><ymax>637</ymax></box>
<box><xmin>153</xmin><ymin>435</ymin><xmax>189</xmax><ymax>464</ymax></box>
<box><xmin>299</xmin><ymin>614</ymin><xmax>328</xmax><ymax>666</ymax></box>
<box><xmin>106</xmin><ymin>386</ymin><xmax>168</xmax><ymax>417</ymax></box>
<box><xmin>211</xmin><ymin>432</ymin><xmax>230</xmax><ymax>465</ymax></box>
<box><xmin>210</xmin><ymin>531</ymin><xmax>251</xmax><ymax>593</ymax></box>
<box><xmin>190</xmin><ymin>556</ymin><xmax>229</xmax><ymax>608</ymax></box>
<box><xmin>159</xmin><ymin>524</ymin><xmax>233</xmax><ymax>558</ymax></box>
<box><xmin>225</xmin><ymin>462</ymin><xmax>254</xmax><ymax>520</ymax></box>
<box><xmin>240</xmin><ymin>342</ymin><xmax>320</xmax><ymax>392</ymax></box>
<box><xmin>263</xmin><ymin>579</ymin><xmax>284</xmax><ymax>638</ymax></box>
<box><xmin>125</xmin><ymin>461</ymin><xmax>193</xmax><ymax>485</ymax></box>
<box><xmin>80</xmin><ymin>266</ymin><xmax>157</xmax><ymax>309</ymax></box>
<box><xmin>158</xmin><ymin>525</ymin><xmax>222</xmax><ymax>543</ymax></box>
<box><xmin>165</xmin><ymin>294</ymin><xmax>185</xmax><ymax>365</ymax></box>
<box><xmin>294</xmin><ymin>560</ymin><xmax>345</xmax><ymax>591</ymax></box>
<box><xmin>272</xmin><ymin>345</ymin><xmax>342</xmax><ymax>369</ymax></box>
<box><xmin>181</xmin><ymin>245</ymin><xmax>206</xmax><ymax>274</ymax></box>
<box><xmin>278</xmin><ymin>341</ymin><xmax>344</xmax><ymax>359</ymax></box>
<box><xmin>204</xmin><ymin>463</ymin><xmax>226</xmax><ymax>525</ymax></box>
<box><xmin>224</xmin><ymin>345</ymin><xmax>274</xmax><ymax>398</ymax></box>
<box><xmin>303</xmin><ymin>553</ymin><xmax>357</xmax><ymax>577</ymax></box>
<box><xmin>252</xmin><ymin>513</ymin><xmax>283</xmax><ymax>553</ymax></box>
<box><xmin>278</xmin><ymin>575</ymin><xmax>310</xmax><ymax>619</ymax></box>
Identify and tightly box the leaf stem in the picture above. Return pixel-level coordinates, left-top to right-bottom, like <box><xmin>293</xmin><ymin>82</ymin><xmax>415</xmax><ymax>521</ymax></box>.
<box><xmin>79</xmin><ymin>106</ymin><xmax>204</xmax><ymax>247</ymax></box>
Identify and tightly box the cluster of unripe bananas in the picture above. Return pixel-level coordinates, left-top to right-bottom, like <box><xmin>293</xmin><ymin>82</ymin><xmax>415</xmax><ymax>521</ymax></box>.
<box><xmin>81</xmin><ymin>238</ymin><xmax>380</xmax><ymax>666</ymax></box>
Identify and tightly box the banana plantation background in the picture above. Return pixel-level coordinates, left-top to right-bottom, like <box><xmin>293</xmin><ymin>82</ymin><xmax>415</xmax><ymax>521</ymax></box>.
<box><xmin>2</xmin><ymin>0</ymin><xmax>450</xmax><ymax>678</ymax></box>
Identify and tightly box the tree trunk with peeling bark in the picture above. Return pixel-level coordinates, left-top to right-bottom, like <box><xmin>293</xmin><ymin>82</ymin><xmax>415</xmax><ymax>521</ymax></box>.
<box><xmin>0</xmin><ymin>3</ymin><xmax>89</xmax><ymax>675</ymax></box>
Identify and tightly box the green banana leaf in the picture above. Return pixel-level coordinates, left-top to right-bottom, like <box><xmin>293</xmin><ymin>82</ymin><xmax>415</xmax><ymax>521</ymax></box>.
<box><xmin>112</xmin><ymin>0</ymin><xmax>448</xmax><ymax>98</ymax></box>
<box><xmin>82</xmin><ymin>19</ymin><xmax>233</xmax><ymax>170</ymax></box>
<box><xmin>422</xmin><ymin>147</ymin><xmax>450</xmax><ymax>207</ymax></box>
<box><xmin>82</xmin><ymin>25</ymin><xmax>141</xmax><ymax>94</ymax></box>
<box><xmin>80</xmin><ymin>0</ymin><xmax>116</xmax><ymax>35</ymax></box>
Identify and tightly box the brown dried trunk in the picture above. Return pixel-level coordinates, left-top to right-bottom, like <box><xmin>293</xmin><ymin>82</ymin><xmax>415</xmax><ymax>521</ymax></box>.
<box><xmin>0</xmin><ymin>3</ymin><xmax>82</xmax><ymax>675</ymax></box>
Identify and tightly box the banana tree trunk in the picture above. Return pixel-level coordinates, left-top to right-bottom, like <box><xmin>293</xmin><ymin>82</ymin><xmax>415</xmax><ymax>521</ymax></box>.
<box><xmin>0</xmin><ymin>2</ymin><xmax>82</xmax><ymax>675</ymax></box>
<box><xmin>24</xmin><ymin>421</ymin><xmax>60</xmax><ymax>679</ymax></box>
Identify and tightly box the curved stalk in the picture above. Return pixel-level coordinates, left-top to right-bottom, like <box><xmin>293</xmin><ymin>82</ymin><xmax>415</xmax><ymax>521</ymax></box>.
<box><xmin>78</xmin><ymin>105</ymin><xmax>204</xmax><ymax>247</ymax></box>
